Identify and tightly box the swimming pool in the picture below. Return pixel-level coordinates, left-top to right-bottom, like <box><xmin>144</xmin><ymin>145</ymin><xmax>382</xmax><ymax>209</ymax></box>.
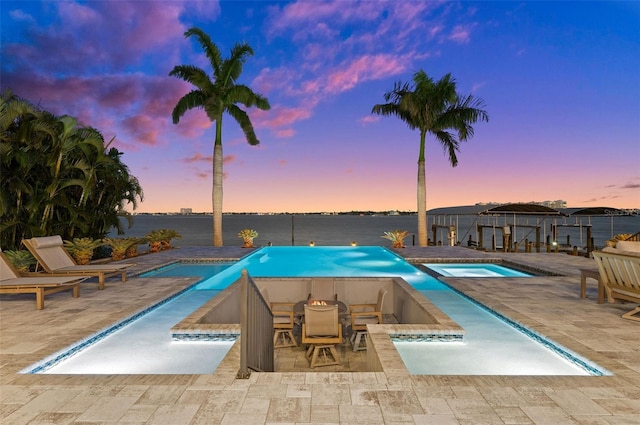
<box><xmin>423</xmin><ymin>263</ymin><xmax>533</xmax><ymax>277</ymax></box>
<box><xmin>23</xmin><ymin>246</ymin><xmax>609</xmax><ymax>375</ymax></box>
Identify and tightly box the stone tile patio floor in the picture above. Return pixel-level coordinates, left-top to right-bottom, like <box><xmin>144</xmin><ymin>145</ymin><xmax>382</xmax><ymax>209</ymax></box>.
<box><xmin>1</xmin><ymin>246</ymin><xmax>639</xmax><ymax>424</ymax></box>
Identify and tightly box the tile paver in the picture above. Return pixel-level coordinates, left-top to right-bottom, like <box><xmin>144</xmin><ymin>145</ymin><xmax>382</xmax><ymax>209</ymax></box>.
<box><xmin>1</xmin><ymin>246</ymin><xmax>639</xmax><ymax>424</ymax></box>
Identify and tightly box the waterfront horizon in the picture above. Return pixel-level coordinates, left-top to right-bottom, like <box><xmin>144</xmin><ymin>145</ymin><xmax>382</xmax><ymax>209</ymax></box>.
<box><xmin>112</xmin><ymin>213</ymin><xmax>640</xmax><ymax>251</ymax></box>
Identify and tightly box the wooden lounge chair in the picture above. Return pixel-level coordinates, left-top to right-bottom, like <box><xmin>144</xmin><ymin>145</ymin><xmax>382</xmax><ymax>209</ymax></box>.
<box><xmin>592</xmin><ymin>249</ymin><xmax>640</xmax><ymax>322</ymax></box>
<box><xmin>302</xmin><ymin>304</ymin><xmax>342</xmax><ymax>368</ymax></box>
<box><xmin>22</xmin><ymin>236</ymin><xmax>134</xmax><ymax>290</ymax></box>
<box><xmin>0</xmin><ymin>252</ymin><xmax>85</xmax><ymax>310</ymax></box>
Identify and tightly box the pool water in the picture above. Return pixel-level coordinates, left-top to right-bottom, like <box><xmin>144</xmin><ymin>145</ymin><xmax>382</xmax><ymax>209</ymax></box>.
<box><xmin>424</xmin><ymin>263</ymin><xmax>532</xmax><ymax>277</ymax></box>
<box><xmin>25</xmin><ymin>246</ymin><xmax>608</xmax><ymax>376</ymax></box>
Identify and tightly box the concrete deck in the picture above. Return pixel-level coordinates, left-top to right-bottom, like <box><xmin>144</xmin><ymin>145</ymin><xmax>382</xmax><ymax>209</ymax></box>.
<box><xmin>1</xmin><ymin>246</ymin><xmax>639</xmax><ymax>424</ymax></box>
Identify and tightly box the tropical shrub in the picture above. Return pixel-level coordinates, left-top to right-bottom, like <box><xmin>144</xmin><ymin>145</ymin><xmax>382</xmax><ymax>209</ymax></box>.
<box><xmin>103</xmin><ymin>237</ymin><xmax>139</xmax><ymax>261</ymax></box>
<box><xmin>4</xmin><ymin>250</ymin><xmax>35</xmax><ymax>273</ymax></box>
<box><xmin>381</xmin><ymin>230</ymin><xmax>410</xmax><ymax>248</ymax></box>
<box><xmin>237</xmin><ymin>229</ymin><xmax>258</xmax><ymax>248</ymax></box>
<box><xmin>146</xmin><ymin>229</ymin><xmax>181</xmax><ymax>252</ymax></box>
<box><xmin>63</xmin><ymin>237</ymin><xmax>104</xmax><ymax>265</ymax></box>
<box><xmin>125</xmin><ymin>237</ymin><xmax>147</xmax><ymax>258</ymax></box>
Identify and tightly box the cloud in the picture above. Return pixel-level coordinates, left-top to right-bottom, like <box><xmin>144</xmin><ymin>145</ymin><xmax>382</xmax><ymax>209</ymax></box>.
<box><xmin>359</xmin><ymin>115</ymin><xmax>380</xmax><ymax>125</ymax></box>
<box><xmin>448</xmin><ymin>24</ymin><xmax>473</xmax><ymax>43</ymax></box>
<box><xmin>121</xmin><ymin>114</ymin><xmax>162</xmax><ymax>146</ymax></box>
<box><xmin>326</xmin><ymin>54</ymin><xmax>408</xmax><ymax>93</ymax></box>
<box><xmin>252</xmin><ymin>67</ymin><xmax>299</xmax><ymax>96</ymax></box>
<box><xmin>2</xmin><ymin>1</ymin><xmax>195</xmax><ymax>79</ymax></box>
<box><xmin>275</xmin><ymin>128</ymin><xmax>295</xmax><ymax>138</ymax></box>
<box><xmin>621</xmin><ymin>182</ymin><xmax>640</xmax><ymax>189</ymax></box>
<box><xmin>9</xmin><ymin>9</ymin><xmax>35</xmax><ymax>23</ymax></box>
<box><xmin>184</xmin><ymin>153</ymin><xmax>213</xmax><ymax>164</ymax></box>
<box><xmin>253</xmin><ymin>105</ymin><xmax>313</xmax><ymax>130</ymax></box>
<box><xmin>471</xmin><ymin>82</ymin><xmax>486</xmax><ymax>93</ymax></box>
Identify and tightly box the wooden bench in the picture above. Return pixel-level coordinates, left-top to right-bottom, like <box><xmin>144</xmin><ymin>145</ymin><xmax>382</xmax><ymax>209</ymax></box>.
<box><xmin>592</xmin><ymin>250</ymin><xmax>640</xmax><ymax>321</ymax></box>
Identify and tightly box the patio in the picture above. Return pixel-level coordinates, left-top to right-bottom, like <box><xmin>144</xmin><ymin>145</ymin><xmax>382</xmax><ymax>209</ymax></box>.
<box><xmin>1</xmin><ymin>246</ymin><xmax>639</xmax><ymax>424</ymax></box>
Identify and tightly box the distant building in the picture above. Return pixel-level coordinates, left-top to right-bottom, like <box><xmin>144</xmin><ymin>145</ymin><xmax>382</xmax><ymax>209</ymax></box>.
<box><xmin>180</xmin><ymin>208</ymin><xmax>193</xmax><ymax>215</ymax></box>
<box><xmin>539</xmin><ymin>200</ymin><xmax>567</xmax><ymax>209</ymax></box>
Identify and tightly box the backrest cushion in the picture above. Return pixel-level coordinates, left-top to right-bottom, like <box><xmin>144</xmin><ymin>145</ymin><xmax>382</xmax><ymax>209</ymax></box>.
<box><xmin>30</xmin><ymin>235</ymin><xmax>64</xmax><ymax>248</ymax></box>
<box><xmin>304</xmin><ymin>304</ymin><xmax>339</xmax><ymax>336</ymax></box>
<box><xmin>615</xmin><ymin>241</ymin><xmax>640</xmax><ymax>253</ymax></box>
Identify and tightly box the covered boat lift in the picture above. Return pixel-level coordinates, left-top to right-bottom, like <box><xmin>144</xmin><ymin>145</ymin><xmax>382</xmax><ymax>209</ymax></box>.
<box><xmin>426</xmin><ymin>203</ymin><xmax>637</xmax><ymax>254</ymax></box>
<box><xmin>428</xmin><ymin>203</ymin><xmax>565</xmax><ymax>252</ymax></box>
<box><xmin>557</xmin><ymin>207</ymin><xmax>634</xmax><ymax>252</ymax></box>
<box><xmin>428</xmin><ymin>204</ymin><xmax>632</xmax><ymax>253</ymax></box>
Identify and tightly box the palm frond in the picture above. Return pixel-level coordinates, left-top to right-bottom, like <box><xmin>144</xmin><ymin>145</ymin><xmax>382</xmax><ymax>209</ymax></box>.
<box><xmin>171</xmin><ymin>90</ymin><xmax>208</xmax><ymax>124</ymax></box>
<box><xmin>219</xmin><ymin>42</ymin><xmax>253</xmax><ymax>85</ymax></box>
<box><xmin>169</xmin><ymin>65</ymin><xmax>213</xmax><ymax>91</ymax></box>
<box><xmin>226</xmin><ymin>104</ymin><xmax>259</xmax><ymax>145</ymax></box>
<box><xmin>184</xmin><ymin>27</ymin><xmax>222</xmax><ymax>75</ymax></box>
<box><xmin>226</xmin><ymin>85</ymin><xmax>270</xmax><ymax>110</ymax></box>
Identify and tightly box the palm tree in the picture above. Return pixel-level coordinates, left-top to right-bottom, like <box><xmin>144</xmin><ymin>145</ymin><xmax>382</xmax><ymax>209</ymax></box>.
<box><xmin>169</xmin><ymin>27</ymin><xmax>270</xmax><ymax>246</ymax></box>
<box><xmin>372</xmin><ymin>70</ymin><xmax>488</xmax><ymax>247</ymax></box>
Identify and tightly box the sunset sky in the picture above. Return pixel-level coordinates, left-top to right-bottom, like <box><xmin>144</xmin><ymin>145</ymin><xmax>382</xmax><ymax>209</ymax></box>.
<box><xmin>2</xmin><ymin>1</ymin><xmax>639</xmax><ymax>213</ymax></box>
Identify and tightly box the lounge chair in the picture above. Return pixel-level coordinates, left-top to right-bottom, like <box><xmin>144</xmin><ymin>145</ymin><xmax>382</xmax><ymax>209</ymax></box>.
<box><xmin>592</xmin><ymin>249</ymin><xmax>640</xmax><ymax>321</ymax></box>
<box><xmin>0</xmin><ymin>252</ymin><xmax>85</xmax><ymax>310</ymax></box>
<box><xmin>348</xmin><ymin>289</ymin><xmax>387</xmax><ymax>351</ymax></box>
<box><xmin>22</xmin><ymin>236</ymin><xmax>134</xmax><ymax>290</ymax></box>
<box><xmin>302</xmin><ymin>304</ymin><xmax>342</xmax><ymax>368</ymax></box>
<box><xmin>307</xmin><ymin>277</ymin><xmax>337</xmax><ymax>301</ymax></box>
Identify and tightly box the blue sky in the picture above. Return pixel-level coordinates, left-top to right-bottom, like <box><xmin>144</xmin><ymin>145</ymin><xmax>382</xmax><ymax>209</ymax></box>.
<box><xmin>2</xmin><ymin>1</ymin><xmax>639</xmax><ymax>213</ymax></box>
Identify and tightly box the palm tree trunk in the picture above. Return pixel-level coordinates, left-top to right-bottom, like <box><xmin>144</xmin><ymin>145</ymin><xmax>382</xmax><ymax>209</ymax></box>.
<box><xmin>417</xmin><ymin>130</ymin><xmax>428</xmax><ymax>247</ymax></box>
<box><xmin>417</xmin><ymin>159</ymin><xmax>427</xmax><ymax>246</ymax></box>
<box><xmin>212</xmin><ymin>143</ymin><xmax>223</xmax><ymax>246</ymax></box>
<box><xmin>212</xmin><ymin>124</ymin><xmax>224</xmax><ymax>246</ymax></box>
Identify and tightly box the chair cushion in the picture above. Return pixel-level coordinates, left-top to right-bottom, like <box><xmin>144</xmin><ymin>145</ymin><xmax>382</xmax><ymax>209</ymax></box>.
<box><xmin>273</xmin><ymin>316</ymin><xmax>291</xmax><ymax>324</ymax></box>
<box><xmin>30</xmin><ymin>236</ymin><xmax>64</xmax><ymax>248</ymax></box>
<box><xmin>615</xmin><ymin>241</ymin><xmax>640</xmax><ymax>253</ymax></box>
<box><xmin>354</xmin><ymin>316</ymin><xmax>380</xmax><ymax>325</ymax></box>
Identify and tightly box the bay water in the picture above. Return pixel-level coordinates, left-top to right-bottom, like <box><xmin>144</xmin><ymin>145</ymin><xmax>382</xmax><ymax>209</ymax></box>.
<box><xmin>111</xmin><ymin>213</ymin><xmax>639</xmax><ymax>250</ymax></box>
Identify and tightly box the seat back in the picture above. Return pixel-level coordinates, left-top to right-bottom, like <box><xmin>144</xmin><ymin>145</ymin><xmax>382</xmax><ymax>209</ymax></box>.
<box><xmin>0</xmin><ymin>252</ymin><xmax>20</xmax><ymax>280</ymax></box>
<box><xmin>304</xmin><ymin>304</ymin><xmax>339</xmax><ymax>337</ymax></box>
<box><xmin>23</xmin><ymin>236</ymin><xmax>76</xmax><ymax>271</ymax></box>
<box><xmin>593</xmin><ymin>250</ymin><xmax>640</xmax><ymax>299</ymax></box>
<box><xmin>376</xmin><ymin>289</ymin><xmax>388</xmax><ymax>312</ymax></box>
<box><xmin>308</xmin><ymin>278</ymin><xmax>337</xmax><ymax>300</ymax></box>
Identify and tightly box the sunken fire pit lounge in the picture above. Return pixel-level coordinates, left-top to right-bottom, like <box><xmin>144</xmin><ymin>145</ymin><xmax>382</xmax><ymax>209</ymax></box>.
<box><xmin>172</xmin><ymin>275</ymin><xmax>464</xmax><ymax>375</ymax></box>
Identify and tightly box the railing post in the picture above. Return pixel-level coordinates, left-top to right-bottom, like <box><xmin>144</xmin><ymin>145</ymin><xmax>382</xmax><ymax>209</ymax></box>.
<box><xmin>237</xmin><ymin>270</ymin><xmax>250</xmax><ymax>379</ymax></box>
